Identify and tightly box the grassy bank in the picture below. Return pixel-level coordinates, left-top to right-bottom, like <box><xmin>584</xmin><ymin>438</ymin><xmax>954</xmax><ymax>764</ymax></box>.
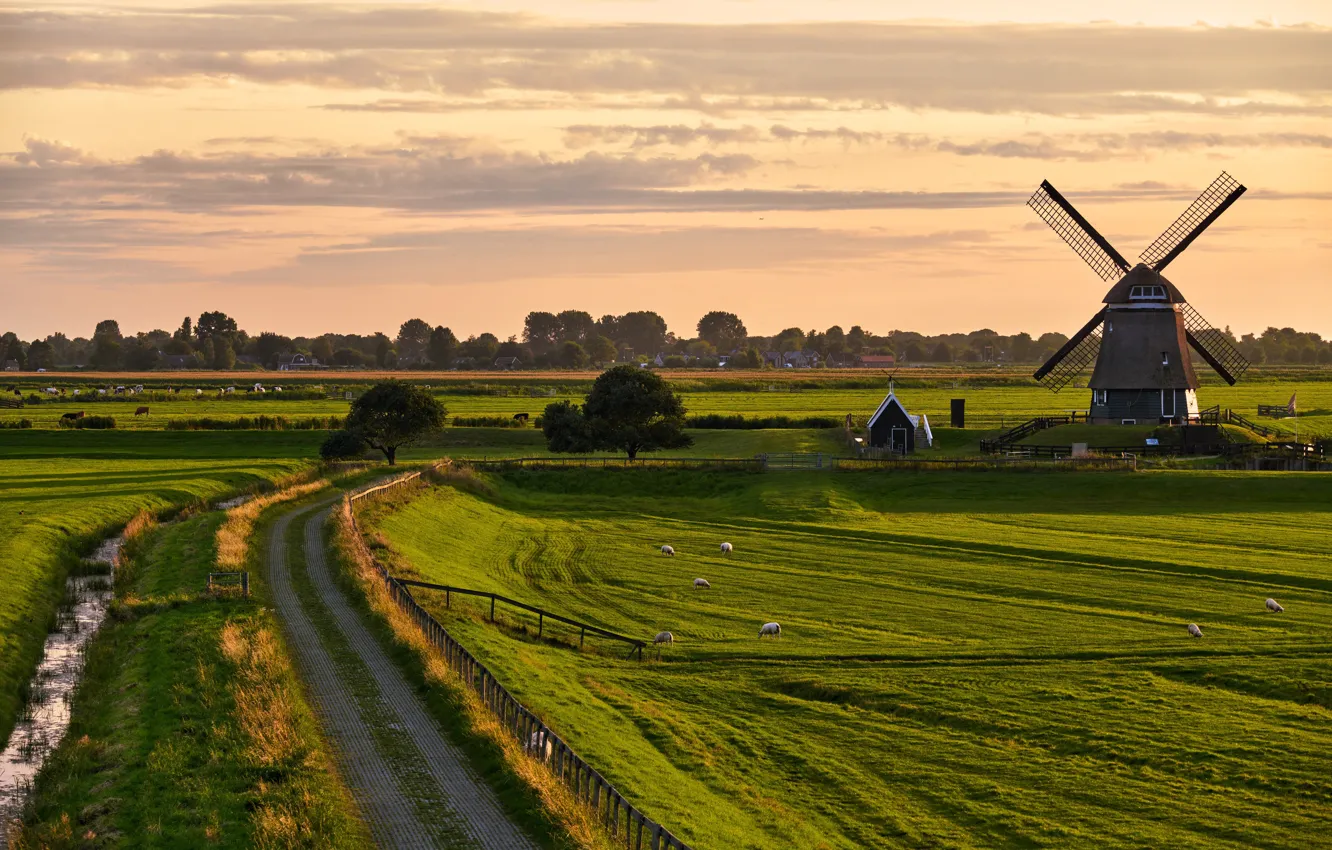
<box><xmin>359</xmin><ymin>469</ymin><xmax>1332</xmax><ymax>849</ymax></box>
<box><xmin>0</xmin><ymin>431</ymin><xmax>316</xmax><ymax>753</ymax></box>
<box><xmin>13</xmin><ymin>491</ymin><xmax>370</xmax><ymax>848</ymax></box>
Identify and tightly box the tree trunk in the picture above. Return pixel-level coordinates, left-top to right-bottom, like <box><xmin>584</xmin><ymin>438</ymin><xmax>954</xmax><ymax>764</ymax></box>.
<box><xmin>626</xmin><ymin>447</ymin><xmax>637</xmax><ymax>461</ymax></box>
<box><xmin>385</xmin><ymin>446</ymin><xmax>397</xmax><ymax>465</ymax></box>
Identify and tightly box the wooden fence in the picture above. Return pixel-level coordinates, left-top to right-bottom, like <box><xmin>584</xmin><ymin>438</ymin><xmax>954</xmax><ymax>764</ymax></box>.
<box><xmin>393</xmin><ymin>578</ymin><xmax>647</xmax><ymax>659</ymax></box>
<box><xmin>345</xmin><ymin>473</ymin><xmax>693</xmax><ymax>850</ymax></box>
<box><xmin>469</xmin><ymin>456</ymin><xmax>761</xmax><ymax>471</ymax></box>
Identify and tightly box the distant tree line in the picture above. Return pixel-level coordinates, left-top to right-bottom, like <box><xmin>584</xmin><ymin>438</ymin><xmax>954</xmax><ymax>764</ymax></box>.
<box><xmin>4</xmin><ymin>311</ymin><xmax>1330</xmax><ymax>372</ymax></box>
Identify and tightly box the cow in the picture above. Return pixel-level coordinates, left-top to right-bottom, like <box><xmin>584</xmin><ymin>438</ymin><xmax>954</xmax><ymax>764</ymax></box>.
<box><xmin>513</xmin><ymin>412</ymin><xmax>530</xmax><ymax>422</ymax></box>
<box><xmin>60</xmin><ymin>411</ymin><xmax>85</xmax><ymax>421</ymax></box>
<box><xmin>135</xmin><ymin>406</ymin><xmax>150</xmax><ymax>416</ymax></box>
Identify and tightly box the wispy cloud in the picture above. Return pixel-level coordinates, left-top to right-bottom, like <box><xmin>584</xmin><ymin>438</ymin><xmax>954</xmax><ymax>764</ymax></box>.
<box><xmin>4</xmin><ymin>6</ymin><xmax>1329</xmax><ymax>116</ymax></box>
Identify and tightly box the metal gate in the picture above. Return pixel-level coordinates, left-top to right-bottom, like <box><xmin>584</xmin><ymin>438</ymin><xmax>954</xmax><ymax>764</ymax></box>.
<box><xmin>760</xmin><ymin>452</ymin><xmax>832</xmax><ymax>471</ymax></box>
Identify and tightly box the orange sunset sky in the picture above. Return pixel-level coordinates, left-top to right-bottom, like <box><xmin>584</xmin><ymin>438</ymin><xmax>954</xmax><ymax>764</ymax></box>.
<box><xmin>2</xmin><ymin>1</ymin><xmax>1330</xmax><ymax>341</ymax></box>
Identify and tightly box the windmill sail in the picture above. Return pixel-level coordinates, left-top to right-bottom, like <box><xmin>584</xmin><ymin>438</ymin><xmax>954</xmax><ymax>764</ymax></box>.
<box><xmin>1033</xmin><ymin>308</ymin><xmax>1107</xmax><ymax>392</ymax></box>
<box><xmin>1027</xmin><ymin>181</ymin><xmax>1132</xmax><ymax>281</ymax></box>
<box><xmin>1139</xmin><ymin>172</ymin><xmax>1246</xmax><ymax>271</ymax></box>
<box><xmin>1179</xmin><ymin>303</ymin><xmax>1250</xmax><ymax>385</ymax></box>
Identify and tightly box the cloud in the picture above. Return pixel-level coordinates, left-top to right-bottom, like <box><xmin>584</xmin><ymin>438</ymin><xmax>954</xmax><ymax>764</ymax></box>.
<box><xmin>564</xmin><ymin>123</ymin><xmax>764</xmax><ymax>149</ymax></box>
<box><xmin>3</xmin><ymin>7</ymin><xmax>1329</xmax><ymax>115</ymax></box>
<box><xmin>11</xmin><ymin>136</ymin><xmax>96</xmax><ymax>166</ymax></box>
<box><xmin>556</xmin><ymin>122</ymin><xmax>1332</xmax><ymax>159</ymax></box>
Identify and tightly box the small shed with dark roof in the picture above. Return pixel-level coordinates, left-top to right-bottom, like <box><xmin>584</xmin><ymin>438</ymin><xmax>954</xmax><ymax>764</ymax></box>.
<box><xmin>867</xmin><ymin>391</ymin><xmax>927</xmax><ymax>454</ymax></box>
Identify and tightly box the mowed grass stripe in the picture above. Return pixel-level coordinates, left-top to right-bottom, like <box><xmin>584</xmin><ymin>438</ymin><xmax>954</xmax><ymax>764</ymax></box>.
<box><xmin>363</xmin><ymin>469</ymin><xmax>1332</xmax><ymax>849</ymax></box>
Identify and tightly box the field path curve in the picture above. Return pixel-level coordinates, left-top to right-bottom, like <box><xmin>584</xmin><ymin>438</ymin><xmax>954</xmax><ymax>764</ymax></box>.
<box><xmin>267</xmin><ymin>500</ymin><xmax>538</xmax><ymax>850</ymax></box>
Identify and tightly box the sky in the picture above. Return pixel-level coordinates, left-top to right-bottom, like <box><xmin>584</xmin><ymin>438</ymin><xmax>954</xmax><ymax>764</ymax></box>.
<box><xmin>2</xmin><ymin>1</ymin><xmax>1330</xmax><ymax>342</ymax></box>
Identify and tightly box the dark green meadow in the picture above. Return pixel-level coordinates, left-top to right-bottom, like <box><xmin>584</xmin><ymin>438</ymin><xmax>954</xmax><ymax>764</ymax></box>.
<box><xmin>363</xmin><ymin>469</ymin><xmax>1332</xmax><ymax>849</ymax></box>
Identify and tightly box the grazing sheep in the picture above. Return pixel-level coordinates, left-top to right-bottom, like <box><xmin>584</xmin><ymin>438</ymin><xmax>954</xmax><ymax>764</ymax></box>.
<box><xmin>693</xmin><ymin>578</ymin><xmax>711</xmax><ymax>589</ymax></box>
<box><xmin>759</xmin><ymin>622</ymin><xmax>781</xmax><ymax>638</ymax></box>
<box><xmin>1187</xmin><ymin>623</ymin><xmax>1203</xmax><ymax>638</ymax></box>
<box><xmin>654</xmin><ymin>631</ymin><xmax>674</xmax><ymax>645</ymax></box>
<box><xmin>660</xmin><ymin>545</ymin><xmax>675</xmax><ymax>556</ymax></box>
<box><xmin>720</xmin><ymin>542</ymin><xmax>733</xmax><ymax>555</ymax></box>
<box><xmin>1265</xmin><ymin>598</ymin><xmax>1284</xmax><ymax>613</ymax></box>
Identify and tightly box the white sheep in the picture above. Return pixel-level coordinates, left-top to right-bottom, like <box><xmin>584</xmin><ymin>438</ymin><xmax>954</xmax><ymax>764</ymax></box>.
<box><xmin>693</xmin><ymin>578</ymin><xmax>711</xmax><ymax>589</ymax></box>
<box><xmin>660</xmin><ymin>545</ymin><xmax>675</xmax><ymax>556</ymax></box>
<box><xmin>720</xmin><ymin>542</ymin><xmax>733</xmax><ymax>555</ymax></box>
<box><xmin>759</xmin><ymin>622</ymin><xmax>781</xmax><ymax>638</ymax></box>
<box><xmin>1187</xmin><ymin>623</ymin><xmax>1203</xmax><ymax>638</ymax></box>
<box><xmin>1265</xmin><ymin>598</ymin><xmax>1284</xmax><ymax>613</ymax></box>
<box><xmin>526</xmin><ymin>730</ymin><xmax>553</xmax><ymax>761</ymax></box>
<box><xmin>654</xmin><ymin>631</ymin><xmax>674</xmax><ymax>645</ymax></box>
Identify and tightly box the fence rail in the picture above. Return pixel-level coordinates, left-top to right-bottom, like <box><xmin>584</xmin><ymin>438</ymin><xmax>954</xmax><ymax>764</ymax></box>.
<box><xmin>346</xmin><ymin>471</ymin><xmax>693</xmax><ymax>850</ymax></box>
<box><xmin>393</xmin><ymin>579</ymin><xmax>647</xmax><ymax>659</ymax></box>
<box><xmin>468</xmin><ymin>456</ymin><xmax>761</xmax><ymax>471</ymax></box>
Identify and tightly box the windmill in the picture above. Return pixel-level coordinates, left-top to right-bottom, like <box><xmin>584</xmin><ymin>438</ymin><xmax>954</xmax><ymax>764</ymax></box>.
<box><xmin>1027</xmin><ymin>172</ymin><xmax>1251</xmax><ymax>424</ymax></box>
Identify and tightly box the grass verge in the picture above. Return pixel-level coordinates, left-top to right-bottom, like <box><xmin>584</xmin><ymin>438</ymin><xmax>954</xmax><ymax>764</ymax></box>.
<box><xmin>327</xmin><ymin>474</ymin><xmax>611</xmax><ymax>850</ymax></box>
<box><xmin>11</xmin><ymin>484</ymin><xmax>371</xmax><ymax>849</ymax></box>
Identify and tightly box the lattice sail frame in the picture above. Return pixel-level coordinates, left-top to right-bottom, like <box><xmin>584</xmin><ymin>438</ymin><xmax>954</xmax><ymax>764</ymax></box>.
<box><xmin>1033</xmin><ymin>309</ymin><xmax>1106</xmax><ymax>392</ymax></box>
<box><xmin>1180</xmin><ymin>303</ymin><xmax>1250</xmax><ymax>386</ymax></box>
<box><xmin>1139</xmin><ymin>172</ymin><xmax>1247</xmax><ymax>271</ymax></box>
<box><xmin>1027</xmin><ymin>181</ymin><xmax>1131</xmax><ymax>282</ymax></box>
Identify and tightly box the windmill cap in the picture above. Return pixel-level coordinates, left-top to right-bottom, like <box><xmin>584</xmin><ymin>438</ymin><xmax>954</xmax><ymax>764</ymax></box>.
<box><xmin>1103</xmin><ymin>263</ymin><xmax>1187</xmax><ymax>304</ymax></box>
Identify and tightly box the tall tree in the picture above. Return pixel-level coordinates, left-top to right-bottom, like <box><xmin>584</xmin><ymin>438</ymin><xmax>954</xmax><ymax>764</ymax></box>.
<box><xmin>124</xmin><ymin>338</ymin><xmax>161</xmax><ymax>370</ymax></box>
<box><xmin>174</xmin><ymin>316</ymin><xmax>193</xmax><ymax>343</ymax></box>
<box><xmin>522</xmin><ymin>311</ymin><xmax>561</xmax><ymax>353</ymax></box>
<box><xmin>89</xmin><ymin>336</ymin><xmax>122</xmax><ymax>370</ymax></box>
<box><xmin>27</xmin><ymin>339</ymin><xmax>55</xmax><ymax>370</ymax></box>
<box><xmin>194</xmin><ymin>311</ymin><xmax>237</xmax><ymax>341</ymax></box>
<box><xmin>252</xmin><ymin>332</ymin><xmax>292</xmax><ymax>369</ymax></box>
<box><xmin>396</xmin><ymin>318</ymin><xmax>433</xmax><ymax>364</ymax></box>
<box><xmin>846</xmin><ymin>325</ymin><xmax>867</xmax><ymax>354</ymax></box>
<box><xmin>343</xmin><ymin>381</ymin><xmax>447</xmax><ymax>465</ymax></box>
<box><xmin>542</xmin><ymin>365</ymin><xmax>691</xmax><ymax>460</ymax></box>
<box><xmin>311</xmin><ymin>335</ymin><xmax>335</xmax><ymax>364</ymax></box>
<box><xmin>696</xmin><ymin>311</ymin><xmax>748</xmax><ymax>352</ymax></box>
<box><xmin>3</xmin><ymin>337</ymin><xmax>26</xmax><ymax>370</ymax></box>
<box><xmin>94</xmin><ymin>319</ymin><xmax>123</xmax><ymax>341</ymax></box>
<box><xmin>373</xmin><ymin>333</ymin><xmax>393</xmax><ymax>368</ymax></box>
<box><xmin>428</xmin><ymin>326</ymin><xmax>459</xmax><ymax>368</ymax></box>
<box><xmin>461</xmin><ymin>333</ymin><xmax>499</xmax><ymax>362</ymax></box>
<box><xmin>613</xmin><ymin>311</ymin><xmax>668</xmax><ymax>356</ymax></box>
<box><xmin>774</xmin><ymin>327</ymin><xmax>806</xmax><ymax>352</ymax></box>
<box><xmin>556</xmin><ymin>310</ymin><xmax>597</xmax><ymax>345</ymax></box>
<box><xmin>559</xmin><ymin>340</ymin><xmax>589</xmax><ymax>369</ymax></box>
<box><xmin>587</xmin><ymin>335</ymin><xmax>618</xmax><ymax>366</ymax></box>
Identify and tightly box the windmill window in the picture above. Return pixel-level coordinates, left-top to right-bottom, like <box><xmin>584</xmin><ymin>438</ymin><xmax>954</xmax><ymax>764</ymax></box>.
<box><xmin>1129</xmin><ymin>285</ymin><xmax>1168</xmax><ymax>301</ymax></box>
<box><xmin>1093</xmin><ymin>390</ymin><xmax>1107</xmax><ymax>405</ymax></box>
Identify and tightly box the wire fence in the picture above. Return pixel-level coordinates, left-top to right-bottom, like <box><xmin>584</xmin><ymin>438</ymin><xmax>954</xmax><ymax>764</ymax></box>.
<box><xmin>345</xmin><ymin>472</ymin><xmax>693</xmax><ymax>850</ymax></box>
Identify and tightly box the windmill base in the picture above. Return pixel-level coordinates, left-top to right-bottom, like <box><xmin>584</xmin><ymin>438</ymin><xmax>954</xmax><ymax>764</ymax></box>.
<box><xmin>1089</xmin><ymin>388</ymin><xmax>1199</xmax><ymax>425</ymax></box>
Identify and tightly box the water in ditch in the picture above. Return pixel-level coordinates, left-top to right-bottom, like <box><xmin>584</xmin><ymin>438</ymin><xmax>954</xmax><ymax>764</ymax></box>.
<box><xmin>0</xmin><ymin>535</ymin><xmax>121</xmax><ymax>838</ymax></box>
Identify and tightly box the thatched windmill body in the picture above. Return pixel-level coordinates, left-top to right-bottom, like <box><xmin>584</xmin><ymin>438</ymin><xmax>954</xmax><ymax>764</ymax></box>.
<box><xmin>1027</xmin><ymin>173</ymin><xmax>1251</xmax><ymax>424</ymax></box>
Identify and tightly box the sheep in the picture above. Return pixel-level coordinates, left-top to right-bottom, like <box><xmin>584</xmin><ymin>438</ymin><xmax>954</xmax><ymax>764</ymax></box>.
<box><xmin>660</xmin><ymin>545</ymin><xmax>675</xmax><ymax>556</ymax></box>
<box><xmin>1265</xmin><ymin>598</ymin><xmax>1284</xmax><ymax>613</ymax></box>
<box><xmin>526</xmin><ymin>730</ymin><xmax>553</xmax><ymax>762</ymax></box>
<box><xmin>720</xmin><ymin>542</ymin><xmax>733</xmax><ymax>555</ymax></box>
<box><xmin>693</xmin><ymin>578</ymin><xmax>711</xmax><ymax>589</ymax></box>
<box><xmin>759</xmin><ymin>622</ymin><xmax>781</xmax><ymax>638</ymax></box>
<box><xmin>1187</xmin><ymin>623</ymin><xmax>1203</xmax><ymax>639</ymax></box>
<box><xmin>654</xmin><ymin>631</ymin><xmax>674</xmax><ymax>645</ymax></box>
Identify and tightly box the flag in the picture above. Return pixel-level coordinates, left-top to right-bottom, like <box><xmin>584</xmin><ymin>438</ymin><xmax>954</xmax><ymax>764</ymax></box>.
<box><xmin>1287</xmin><ymin>392</ymin><xmax>1297</xmax><ymax>416</ymax></box>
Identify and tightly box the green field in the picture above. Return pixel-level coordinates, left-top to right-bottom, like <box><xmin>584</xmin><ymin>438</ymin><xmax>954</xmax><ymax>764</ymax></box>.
<box><xmin>4</xmin><ymin>372</ymin><xmax>1332</xmax><ymax>439</ymax></box>
<box><xmin>361</xmin><ymin>469</ymin><xmax>1332</xmax><ymax>849</ymax></box>
<box><xmin>0</xmin><ymin>431</ymin><xmax>317</xmax><ymax>748</ymax></box>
